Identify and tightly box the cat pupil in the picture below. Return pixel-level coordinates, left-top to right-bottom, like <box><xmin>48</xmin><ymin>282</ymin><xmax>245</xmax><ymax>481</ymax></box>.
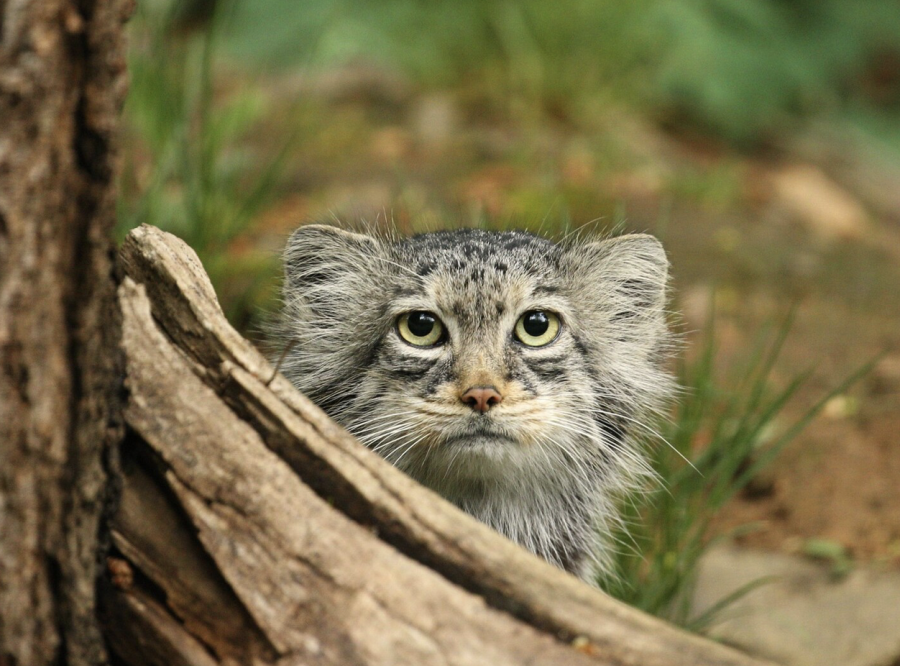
<box><xmin>523</xmin><ymin>311</ymin><xmax>549</xmax><ymax>336</ymax></box>
<box><xmin>408</xmin><ymin>312</ymin><xmax>435</xmax><ymax>337</ymax></box>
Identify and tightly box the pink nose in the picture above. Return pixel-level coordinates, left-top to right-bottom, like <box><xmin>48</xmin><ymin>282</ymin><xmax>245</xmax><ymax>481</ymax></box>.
<box><xmin>460</xmin><ymin>386</ymin><xmax>503</xmax><ymax>413</ymax></box>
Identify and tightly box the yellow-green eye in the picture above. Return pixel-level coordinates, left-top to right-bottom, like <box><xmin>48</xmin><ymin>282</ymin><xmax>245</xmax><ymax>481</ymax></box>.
<box><xmin>515</xmin><ymin>310</ymin><xmax>560</xmax><ymax>347</ymax></box>
<box><xmin>398</xmin><ymin>311</ymin><xmax>445</xmax><ymax>347</ymax></box>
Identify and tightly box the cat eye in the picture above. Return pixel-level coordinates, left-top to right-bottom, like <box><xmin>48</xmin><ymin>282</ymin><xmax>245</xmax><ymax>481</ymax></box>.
<box><xmin>514</xmin><ymin>310</ymin><xmax>560</xmax><ymax>347</ymax></box>
<box><xmin>397</xmin><ymin>311</ymin><xmax>445</xmax><ymax>347</ymax></box>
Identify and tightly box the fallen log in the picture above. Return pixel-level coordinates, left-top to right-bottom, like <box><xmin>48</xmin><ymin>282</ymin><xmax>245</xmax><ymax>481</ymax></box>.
<box><xmin>105</xmin><ymin>223</ymin><xmax>775</xmax><ymax>666</ymax></box>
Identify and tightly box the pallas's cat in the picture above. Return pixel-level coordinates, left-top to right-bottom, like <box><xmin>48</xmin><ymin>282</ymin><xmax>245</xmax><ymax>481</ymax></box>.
<box><xmin>274</xmin><ymin>225</ymin><xmax>673</xmax><ymax>579</ymax></box>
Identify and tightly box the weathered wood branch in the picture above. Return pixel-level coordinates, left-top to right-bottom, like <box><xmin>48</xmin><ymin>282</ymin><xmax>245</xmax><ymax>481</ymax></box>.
<box><xmin>106</xmin><ymin>224</ymin><xmax>775</xmax><ymax>666</ymax></box>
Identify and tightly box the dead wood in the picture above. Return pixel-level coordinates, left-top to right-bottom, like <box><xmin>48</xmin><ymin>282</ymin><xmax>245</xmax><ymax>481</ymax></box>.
<box><xmin>108</xmin><ymin>223</ymin><xmax>776</xmax><ymax>666</ymax></box>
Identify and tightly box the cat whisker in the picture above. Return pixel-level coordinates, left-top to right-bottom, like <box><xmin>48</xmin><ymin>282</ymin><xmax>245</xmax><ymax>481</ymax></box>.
<box><xmin>388</xmin><ymin>434</ymin><xmax>429</xmax><ymax>469</ymax></box>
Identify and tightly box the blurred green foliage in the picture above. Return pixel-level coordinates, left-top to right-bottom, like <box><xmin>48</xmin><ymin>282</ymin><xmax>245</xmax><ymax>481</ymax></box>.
<box><xmin>225</xmin><ymin>0</ymin><xmax>649</xmax><ymax>113</ymax></box>
<box><xmin>224</xmin><ymin>0</ymin><xmax>900</xmax><ymax>143</ymax></box>
<box><xmin>119</xmin><ymin>2</ymin><xmax>286</xmax><ymax>330</ymax></box>
<box><xmin>651</xmin><ymin>0</ymin><xmax>900</xmax><ymax>143</ymax></box>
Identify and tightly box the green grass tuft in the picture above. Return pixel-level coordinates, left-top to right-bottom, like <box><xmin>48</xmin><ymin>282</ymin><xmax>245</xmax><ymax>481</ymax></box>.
<box><xmin>119</xmin><ymin>1</ymin><xmax>289</xmax><ymax>330</ymax></box>
<box><xmin>603</xmin><ymin>305</ymin><xmax>876</xmax><ymax>630</ymax></box>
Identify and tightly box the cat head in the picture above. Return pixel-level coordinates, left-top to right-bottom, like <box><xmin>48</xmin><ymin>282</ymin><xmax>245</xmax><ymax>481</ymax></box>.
<box><xmin>275</xmin><ymin>224</ymin><xmax>674</xmax><ymax>570</ymax></box>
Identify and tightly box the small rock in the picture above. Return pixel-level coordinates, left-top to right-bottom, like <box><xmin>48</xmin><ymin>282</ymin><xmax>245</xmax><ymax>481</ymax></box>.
<box><xmin>823</xmin><ymin>394</ymin><xmax>860</xmax><ymax>420</ymax></box>
<box><xmin>769</xmin><ymin>164</ymin><xmax>870</xmax><ymax>241</ymax></box>
<box><xmin>693</xmin><ymin>545</ymin><xmax>900</xmax><ymax>666</ymax></box>
<box><xmin>561</xmin><ymin>143</ymin><xmax>596</xmax><ymax>187</ymax></box>
<box><xmin>283</xmin><ymin>63</ymin><xmax>411</xmax><ymax>106</ymax></box>
<box><xmin>319</xmin><ymin>182</ymin><xmax>394</xmax><ymax>221</ymax></box>
<box><xmin>606</xmin><ymin>165</ymin><xmax>666</xmax><ymax>200</ymax></box>
<box><xmin>869</xmin><ymin>354</ymin><xmax>900</xmax><ymax>396</ymax></box>
<box><xmin>679</xmin><ymin>284</ymin><xmax>714</xmax><ymax>330</ymax></box>
<box><xmin>370</xmin><ymin>127</ymin><xmax>412</xmax><ymax>162</ymax></box>
<box><xmin>412</xmin><ymin>94</ymin><xmax>458</xmax><ymax>149</ymax></box>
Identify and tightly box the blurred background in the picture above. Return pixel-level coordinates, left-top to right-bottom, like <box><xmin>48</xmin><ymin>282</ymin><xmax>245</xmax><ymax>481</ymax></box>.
<box><xmin>119</xmin><ymin>0</ymin><xmax>900</xmax><ymax>645</ymax></box>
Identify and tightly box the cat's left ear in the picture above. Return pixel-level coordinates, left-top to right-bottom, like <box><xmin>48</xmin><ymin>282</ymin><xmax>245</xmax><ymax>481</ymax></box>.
<box><xmin>282</xmin><ymin>224</ymin><xmax>383</xmax><ymax>292</ymax></box>
<box><xmin>566</xmin><ymin>234</ymin><xmax>668</xmax><ymax>318</ymax></box>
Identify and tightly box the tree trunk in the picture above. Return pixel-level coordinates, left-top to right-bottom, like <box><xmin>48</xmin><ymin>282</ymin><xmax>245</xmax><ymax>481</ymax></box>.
<box><xmin>0</xmin><ymin>1</ymin><xmax>131</xmax><ymax>664</ymax></box>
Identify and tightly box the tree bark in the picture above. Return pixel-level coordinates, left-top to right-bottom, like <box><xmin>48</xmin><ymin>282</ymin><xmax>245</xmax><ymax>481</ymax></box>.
<box><xmin>0</xmin><ymin>1</ymin><xmax>131</xmax><ymax>664</ymax></box>
<box><xmin>106</xmin><ymin>224</ymin><xmax>777</xmax><ymax>666</ymax></box>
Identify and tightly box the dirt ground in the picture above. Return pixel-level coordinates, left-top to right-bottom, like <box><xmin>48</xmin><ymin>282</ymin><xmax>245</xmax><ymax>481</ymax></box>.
<box><xmin>657</xmin><ymin>156</ymin><xmax>900</xmax><ymax>568</ymax></box>
<box><xmin>698</xmin><ymin>248</ymin><xmax>900</xmax><ymax>566</ymax></box>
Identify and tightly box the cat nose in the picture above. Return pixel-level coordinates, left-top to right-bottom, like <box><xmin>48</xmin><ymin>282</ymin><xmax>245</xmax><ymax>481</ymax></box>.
<box><xmin>460</xmin><ymin>386</ymin><xmax>503</xmax><ymax>413</ymax></box>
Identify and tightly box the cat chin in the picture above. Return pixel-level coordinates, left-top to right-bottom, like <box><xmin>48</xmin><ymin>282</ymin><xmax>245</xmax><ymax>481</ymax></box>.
<box><xmin>440</xmin><ymin>433</ymin><xmax>519</xmax><ymax>451</ymax></box>
<box><xmin>409</xmin><ymin>433</ymin><xmax>560</xmax><ymax>486</ymax></box>
<box><xmin>425</xmin><ymin>435</ymin><xmax>521</xmax><ymax>477</ymax></box>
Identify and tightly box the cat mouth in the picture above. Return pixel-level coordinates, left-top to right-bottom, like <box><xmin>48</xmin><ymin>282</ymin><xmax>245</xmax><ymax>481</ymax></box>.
<box><xmin>440</xmin><ymin>423</ymin><xmax>519</xmax><ymax>448</ymax></box>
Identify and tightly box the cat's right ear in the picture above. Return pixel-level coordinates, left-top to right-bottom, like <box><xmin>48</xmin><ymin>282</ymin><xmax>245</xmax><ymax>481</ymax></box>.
<box><xmin>283</xmin><ymin>224</ymin><xmax>382</xmax><ymax>292</ymax></box>
<box><xmin>563</xmin><ymin>233</ymin><xmax>669</xmax><ymax>327</ymax></box>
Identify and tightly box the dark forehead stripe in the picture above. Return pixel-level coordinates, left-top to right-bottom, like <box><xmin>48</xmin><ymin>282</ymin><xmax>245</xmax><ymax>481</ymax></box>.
<box><xmin>392</xmin><ymin>229</ymin><xmax>562</xmax><ymax>296</ymax></box>
<box><xmin>397</xmin><ymin>229</ymin><xmax>557</xmax><ymax>259</ymax></box>
<box><xmin>388</xmin><ymin>229</ymin><xmax>567</xmax><ymax>340</ymax></box>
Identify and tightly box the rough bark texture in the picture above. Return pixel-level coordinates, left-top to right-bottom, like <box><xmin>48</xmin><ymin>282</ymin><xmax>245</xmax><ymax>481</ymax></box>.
<box><xmin>107</xmin><ymin>224</ymin><xmax>777</xmax><ymax>666</ymax></box>
<box><xmin>0</xmin><ymin>1</ymin><xmax>131</xmax><ymax>665</ymax></box>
